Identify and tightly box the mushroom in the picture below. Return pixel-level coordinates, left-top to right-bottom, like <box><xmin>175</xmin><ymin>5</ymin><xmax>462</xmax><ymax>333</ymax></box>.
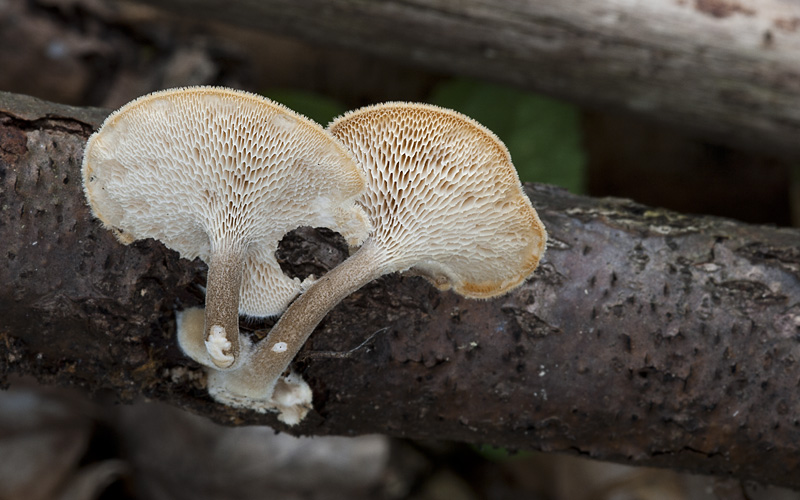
<box><xmin>209</xmin><ymin>102</ymin><xmax>547</xmax><ymax>412</ymax></box>
<box><xmin>82</xmin><ymin>86</ymin><xmax>369</xmax><ymax>370</ymax></box>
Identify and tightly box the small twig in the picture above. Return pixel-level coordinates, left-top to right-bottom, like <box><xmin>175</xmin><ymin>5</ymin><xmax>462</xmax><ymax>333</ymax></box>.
<box><xmin>298</xmin><ymin>327</ymin><xmax>389</xmax><ymax>361</ymax></box>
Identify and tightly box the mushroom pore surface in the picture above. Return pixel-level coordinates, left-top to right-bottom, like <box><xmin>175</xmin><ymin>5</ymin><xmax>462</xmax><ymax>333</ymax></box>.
<box><xmin>332</xmin><ymin>102</ymin><xmax>546</xmax><ymax>294</ymax></box>
<box><xmin>82</xmin><ymin>86</ymin><xmax>369</xmax><ymax>368</ymax></box>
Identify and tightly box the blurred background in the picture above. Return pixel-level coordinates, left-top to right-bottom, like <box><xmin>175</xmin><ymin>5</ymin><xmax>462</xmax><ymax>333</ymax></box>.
<box><xmin>1</xmin><ymin>0</ymin><xmax>798</xmax><ymax>498</ymax></box>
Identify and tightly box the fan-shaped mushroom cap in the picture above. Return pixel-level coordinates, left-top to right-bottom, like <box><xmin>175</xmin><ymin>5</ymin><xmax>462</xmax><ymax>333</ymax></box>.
<box><xmin>82</xmin><ymin>86</ymin><xmax>369</xmax><ymax>368</ymax></box>
<box><xmin>206</xmin><ymin>102</ymin><xmax>546</xmax><ymax>419</ymax></box>
<box><xmin>330</xmin><ymin>102</ymin><xmax>546</xmax><ymax>295</ymax></box>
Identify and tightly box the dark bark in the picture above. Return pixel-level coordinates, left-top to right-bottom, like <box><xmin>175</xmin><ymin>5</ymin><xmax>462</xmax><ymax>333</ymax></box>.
<box><xmin>135</xmin><ymin>0</ymin><xmax>800</xmax><ymax>159</ymax></box>
<box><xmin>2</xmin><ymin>91</ymin><xmax>800</xmax><ymax>488</ymax></box>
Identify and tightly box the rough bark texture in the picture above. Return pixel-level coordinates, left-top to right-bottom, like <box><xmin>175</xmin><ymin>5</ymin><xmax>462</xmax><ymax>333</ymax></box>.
<box><xmin>3</xmin><ymin>91</ymin><xmax>800</xmax><ymax>488</ymax></box>
<box><xmin>135</xmin><ymin>0</ymin><xmax>800</xmax><ymax>158</ymax></box>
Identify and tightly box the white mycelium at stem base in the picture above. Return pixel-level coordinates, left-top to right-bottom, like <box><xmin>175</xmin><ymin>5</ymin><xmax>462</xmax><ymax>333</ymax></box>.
<box><xmin>81</xmin><ymin>86</ymin><xmax>369</xmax><ymax>370</ymax></box>
<box><xmin>206</xmin><ymin>325</ymin><xmax>234</xmax><ymax>367</ymax></box>
<box><xmin>208</xmin><ymin>102</ymin><xmax>547</xmax><ymax>416</ymax></box>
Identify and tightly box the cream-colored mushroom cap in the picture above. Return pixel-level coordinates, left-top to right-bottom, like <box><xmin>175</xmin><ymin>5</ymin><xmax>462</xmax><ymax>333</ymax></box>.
<box><xmin>331</xmin><ymin>101</ymin><xmax>546</xmax><ymax>295</ymax></box>
<box><xmin>207</xmin><ymin>102</ymin><xmax>546</xmax><ymax>418</ymax></box>
<box><xmin>82</xmin><ymin>86</ymin><xmax>369</xmax><ymax>368</ymax></box>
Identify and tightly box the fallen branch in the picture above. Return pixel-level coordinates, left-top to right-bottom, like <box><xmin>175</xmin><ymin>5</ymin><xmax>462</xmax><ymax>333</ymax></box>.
<box><xmin>137</xmin><ymin>0</ymin><xmax>800</xmax><ymax>158</ymax></box>
<box><xmin>2</xmin><ymin>91</ymin><xmax>800</xmax><ymax>488</ymax></box>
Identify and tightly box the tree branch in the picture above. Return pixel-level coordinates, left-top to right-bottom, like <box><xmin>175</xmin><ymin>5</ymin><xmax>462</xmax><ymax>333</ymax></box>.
<box><xmin>2</xmin><ymin>91</ymin><xmax>800</xmax><ymax>488</ymax></box>
<box><xmin>135</xmin><ymin>0</ymin><xmax>800</xmax><ymax>158</ymax></box>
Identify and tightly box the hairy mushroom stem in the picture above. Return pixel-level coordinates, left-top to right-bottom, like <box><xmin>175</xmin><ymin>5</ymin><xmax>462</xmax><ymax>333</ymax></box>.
<box><xmin>204</xmin><ymin>243</ymin><xmax>246</xmax><ymax>369</ymax></box>
<box><xmin>216</xmin><ymin>239</ymin><xmax>385</xmax><ymax>400</ymax></box>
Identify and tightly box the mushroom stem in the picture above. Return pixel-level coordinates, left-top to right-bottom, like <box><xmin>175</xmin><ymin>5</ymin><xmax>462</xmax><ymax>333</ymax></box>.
<box><xmin>204</xmin><ymin>245</ymin><xmax>246</xmax><ymax>369</ymax></box>
<box><xmin>217</xmin><ymin>239</ymin><xmax>384</xmax><ymax>400</ymax></box>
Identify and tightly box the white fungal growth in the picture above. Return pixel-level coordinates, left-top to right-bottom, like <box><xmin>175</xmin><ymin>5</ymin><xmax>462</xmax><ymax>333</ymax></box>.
<box><xmin>206</xmin><ymin>370</ymin><xmax>313</xmax><ymax>426</ymax></box>
<box><xmin>272</xmin><ymin>372</ymin><xmax>313</xmax><ymax>425</ymax></box>
<box><xmin>271</xmin><ymin>342</ymin><xmax>288</xmax><ymax>353</ymax></box>
<box><xmin>205</xmin><ymin>325</ymin><xmax>234</xmax><ymax>367</ymax></box>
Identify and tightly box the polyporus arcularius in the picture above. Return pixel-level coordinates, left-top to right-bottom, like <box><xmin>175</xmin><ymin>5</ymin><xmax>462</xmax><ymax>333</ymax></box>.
<box><xmin>82</xmin><ymin>86</ymin><xmax>370</xmax><ymax>374</ymax></box>
<box><xmin>209</xmin><ymin>102</ymin><xmax>547</xmax><ymax>421</ymax></box>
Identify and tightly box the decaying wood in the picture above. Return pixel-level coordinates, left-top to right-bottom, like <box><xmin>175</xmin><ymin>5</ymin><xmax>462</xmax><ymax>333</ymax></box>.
<box><xmin>2</xmin><ymin>91</ymin><xmax>800</xmax><ymax>488</ymax></box>
<box><xmin>136</xmin><ymin>0</ymin><xmax>800</xmax><ymax>158</ymax></box>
